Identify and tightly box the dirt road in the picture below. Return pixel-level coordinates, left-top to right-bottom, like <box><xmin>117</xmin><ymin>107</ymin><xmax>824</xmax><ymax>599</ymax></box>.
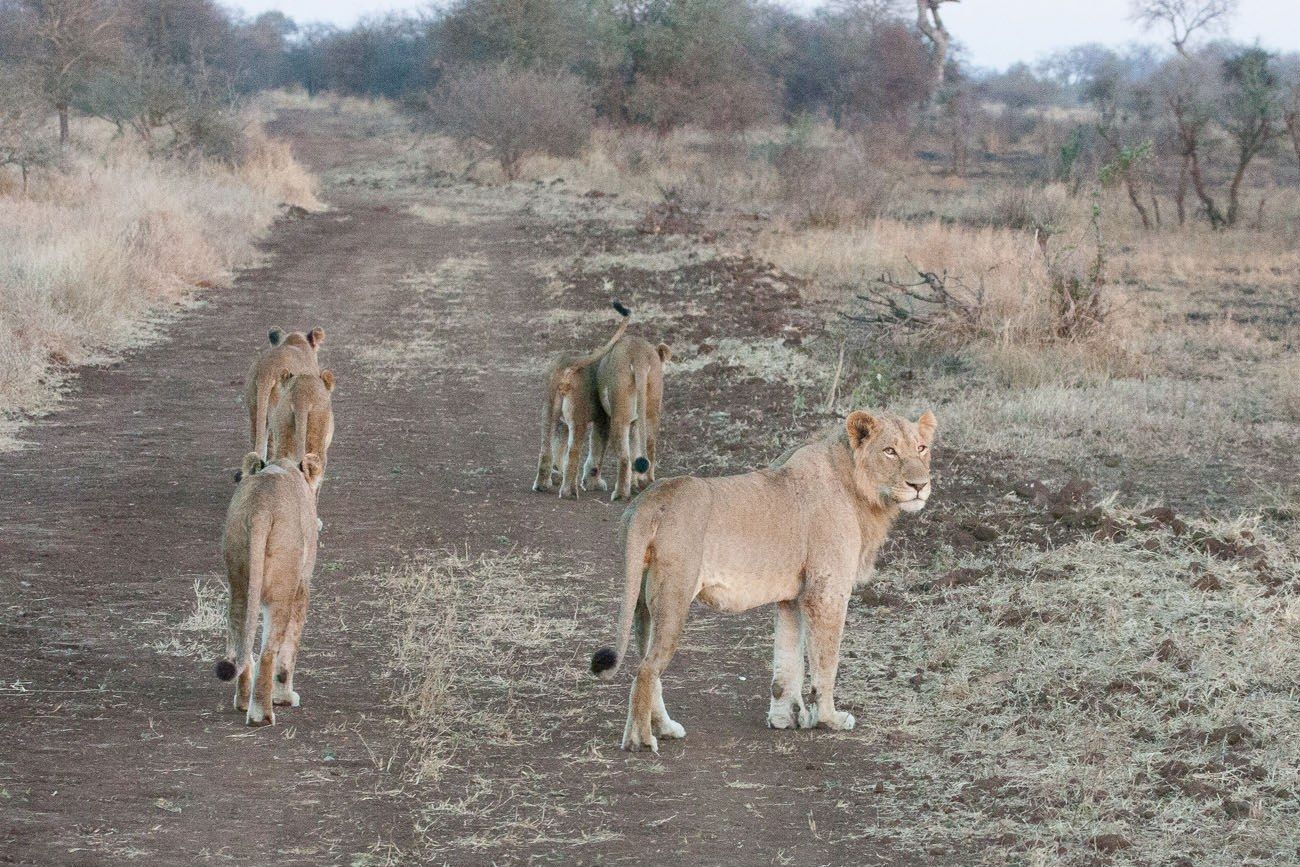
<box><xmin>1</xmin><ymin>107</ymin><xmax>959</xmax><ymax>865</ymax></box>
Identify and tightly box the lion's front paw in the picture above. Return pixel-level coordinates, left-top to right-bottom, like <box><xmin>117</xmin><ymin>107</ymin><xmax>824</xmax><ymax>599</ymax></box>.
<box><xmin>813</xmin><ymin>708</ymin><xmax>855</xmax><ymax>731</ymax></box>
<box><xmin>622</xmin><ymin>721</ymin><xmax>659</xmax><ymax>753</ymax></box>
<box><xmin>558</xmin><ymin>484</ymin><xmax>579</xmax><ymax>500</ymax></box>
<box><xmin>272</xmin><ymin>687</ymin><xmax>300</xmax><ymax>707</ymax></box>
<box><xmin>246</xmin><ymin>701</ymin><xmax>275</xmax><ymax>726</ymax></box>
<box><xmin>767</xmin><ymin>701</ymin><xmax>812</xmax><ymax>730</ymax></box>
<box><xmin>582</xmin><ymin>474</ymin><xmax>608</xmax><ymax>492</ymax></box>
<box><xmin>532</xmin><ymin>479</ymin><xmax>552</xmax><ymax>493</ymax></box>
<box><xmin>655</xmin><ymin>717</ymin><xmax>686</xmax><ymax>739</ymax></box>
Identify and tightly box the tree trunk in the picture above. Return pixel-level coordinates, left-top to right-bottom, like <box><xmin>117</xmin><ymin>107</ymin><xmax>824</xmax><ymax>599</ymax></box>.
<box><xmin>58</xmin><ymin>103</ymin><xmax>70</xmax><ymax>149</ymax></box>
<box><xmin>1175</xmin><ymin>156</ymin><xmax>1188</xmax><ymax>226</ymax></box>
<box><xmin>1287</xmin><ymin>113</ymin><xmax>1300</xmax><ymax>171</ymax></box>
<box><xmin>1187</xmin><ymin>148</ymin><xmax>1226</xmax><ymax>229</ymax></box>
<box><xmin>1125</xmin><ymin>177</ymin><xmax>1151</xmax><ymax>229</ymax></box>
<box><xmin>915</xmin><ymin>0</ymin><xmax>957</xmax><ymax>97</ymax></box>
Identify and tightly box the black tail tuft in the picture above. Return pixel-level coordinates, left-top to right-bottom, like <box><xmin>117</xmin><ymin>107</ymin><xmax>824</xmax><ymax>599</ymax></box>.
<box><xmin>611</xmin><ymin>300</ymin><xmax>631</xmax><ymax>318</ymax></box>
<box><xmin>591</xmin><ymin>647</ymin><xmax>618</xmax><ymax>676</ymax></box>
<box><xmin>268</xmin><ymin>328</ymin><xmax>285</xmax><ymax>346</ymax></box>
<box><xmin>215</xmin><ymin>659</ymin><xmax>237</xmax><ymax>681</ymax></box>
<box><xmin>633</xmin><ymin>457</ymin><xmax>650</xmax><ymax>474</ymax></box>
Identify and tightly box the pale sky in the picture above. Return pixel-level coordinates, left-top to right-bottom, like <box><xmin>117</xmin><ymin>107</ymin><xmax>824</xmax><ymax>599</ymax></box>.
<box><xmin>226</xmin><ymin>0</ymin><xmax>1300</xmax><ymax>70</ymax></box>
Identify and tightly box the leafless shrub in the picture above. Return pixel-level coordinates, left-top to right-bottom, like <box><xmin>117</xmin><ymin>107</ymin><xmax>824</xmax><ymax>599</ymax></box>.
<box><xmin>985</xmin><ymin>186</ymin><xmax>1068</xmax><ymax>233</ymax></box>
<box><xmin>424</xmin><ymin>64</ymin><xmax>593</xmax><ymax>180</ymax></box>
<box><xmin>626</xmin><ymin>75</ymin><xmax>778</xmax><ymax>135</ymax></box>
<box><xmin>771</xmin><ymin>134</ymin><xmax>897</xmax><ymax>227</ymax></box>
<box><xmin>846</xmin><ymin>260</ymin><xmax>988</xmax><ymax>337</ymax></box>
<box><xmin>847</xmin><ymin>208</ymin><xmax>1112</xmax><ymax>343</ymax></box>
<box><xmin>0</xmin><ymin>64</ymin><xmax>57</xmax><ymax>192</ymax></box>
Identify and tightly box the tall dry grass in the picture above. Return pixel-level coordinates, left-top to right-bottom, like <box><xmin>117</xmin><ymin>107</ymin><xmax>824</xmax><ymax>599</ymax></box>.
<box><xmin>0</xmin><ymin>114</ymin><xmax>319</xmax><ymax>444</ymax></box>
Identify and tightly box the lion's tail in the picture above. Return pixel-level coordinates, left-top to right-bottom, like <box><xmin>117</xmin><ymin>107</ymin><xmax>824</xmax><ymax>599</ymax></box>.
<box><xmin>215</xmin><ymin>510</ymin><xmax>270</xmax><ymax>682</ymax></box>
<box><xmin>591</xmin><ymin>503</ymin><xmax>653</xmax><ymax>680</ymax></box>
<box><xmin>575</xmin><ymin>301</ymin><xmax>631</xmax><ymax>368</ymax></box>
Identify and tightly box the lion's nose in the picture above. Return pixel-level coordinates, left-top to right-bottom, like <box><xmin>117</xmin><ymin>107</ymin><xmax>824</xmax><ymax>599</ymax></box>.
<box><xmin>907</xmin><ymin>480</ymin><xmax>929</xmax><ymax>494</ymax></box>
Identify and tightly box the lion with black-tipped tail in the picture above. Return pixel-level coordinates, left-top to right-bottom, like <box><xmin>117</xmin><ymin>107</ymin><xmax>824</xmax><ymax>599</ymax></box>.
<box><xmin>533</xmin><ymin>301</ymin><xmax>631</xmax><ymax>499</ymax></box>
<box><xmin>215</xmin><ymin>451</ymin><xmax>322</xmax><ymax>726</ymax></box>
<box><xmin>591</xmin><ymin>409</ymin><xmax>937</xmax><ymax>752</ymax></box>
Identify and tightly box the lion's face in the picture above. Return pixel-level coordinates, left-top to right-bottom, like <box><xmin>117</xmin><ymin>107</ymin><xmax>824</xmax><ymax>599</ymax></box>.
<box><xmin>846</xmin><ymin>409</ymin><xmax>937</xmax><ymax>512</ymax></box>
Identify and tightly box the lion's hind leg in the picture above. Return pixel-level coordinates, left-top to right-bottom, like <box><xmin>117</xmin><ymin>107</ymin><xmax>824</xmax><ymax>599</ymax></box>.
<box><xmin>248</xmin><ymin>602</ymin><xmax>290</xmax><ymax>726</ymax></box>
<box><xmin>223</xmin><ymin>556</ymin><xmax>252</xmax><ymax>712</ymax></box>
<box><xmin>623</xmin><ymin>557</ymin><xmax>694</xmax><ymax>752</ymax></box>
<box><xmin>273</xmin><ymin>583</ymin><xmax>309</xmax><ymax>708</ymax></box>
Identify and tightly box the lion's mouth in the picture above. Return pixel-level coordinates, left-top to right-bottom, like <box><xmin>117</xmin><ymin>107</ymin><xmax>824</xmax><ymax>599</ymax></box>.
<box><xmin>895</xmin><ymin>487</ymin><xmax>930</xmax><ymax>513</ymax></box>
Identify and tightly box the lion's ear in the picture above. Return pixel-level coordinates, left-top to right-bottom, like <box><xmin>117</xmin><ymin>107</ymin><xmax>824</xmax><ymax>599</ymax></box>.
<box><xmin>299</xmin><ymin>453</ymin><xmax>323</xmax><ymax>486</ymax></box>
<box><xmin>916</xmin><ymin>411</ymin><xmax>937</xmax><ymax>443</ymax></box>
<box><xmin>845</xmin><ymin>410</ymin><xmax>879</xmax><ymax>449</ymax></box>
<box><xmin>238</xmin><ymin>452</ymin><xmax>265</xmax><ymax>481</ymax></box>
<box><xmin>320</xmin><ymin>369</ymin><xmax>335</xmax><ymax>392</ymax></box>
<box><xmin>307</xmin><ymin>327</ymin><xmax>325</xmax><ymax>348</ymax></box>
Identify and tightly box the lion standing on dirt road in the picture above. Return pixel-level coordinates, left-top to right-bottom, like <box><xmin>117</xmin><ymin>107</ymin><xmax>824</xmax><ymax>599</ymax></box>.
<box><xmin>244</xmin><ymin>327</ymin><xmax>325</xmax><ymax>460</ymax></box>
<box><xmin>594</xmin><ymin>336</ymin><xmax>671</xmax><ymax>501</ymax></box>
<box><xmin>215</xmin><ymin>452</ymin><xmax>322</xmax><ymax>726</ymax></box>
<box><xmin>591</xmin><ymin>409</ymin><xmax>937</xmax><ymax>752</ymax></box>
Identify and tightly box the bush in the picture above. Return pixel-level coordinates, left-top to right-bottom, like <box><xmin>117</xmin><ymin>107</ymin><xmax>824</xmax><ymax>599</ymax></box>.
<box><xmin>425</xmin><ymin>64</ymin><xmax>593</xmax><ymax>180</ymax></box>
<box><xmin>0</xmin><ymin>64</ymin><xmax>57</xmax><ymax>191</ymax></box>
<box><xmin>771</xmin><ymin>134</ymin><xmax>896</xmax><ymax>227</ymax></box>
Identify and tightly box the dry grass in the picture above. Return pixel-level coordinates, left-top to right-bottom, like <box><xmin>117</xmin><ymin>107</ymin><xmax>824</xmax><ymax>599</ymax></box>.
<box><xmin>671</xmin><ymin>338</ymin><xmax>825</xmax><ymax>388</ymax></box>
<box><xmin>386</xmin><ymin>548</ymin><xmax>595</xmax><ymax>782</ymax></box>
<box><xmin>150</xmin><ymin>576</ymin><xmax>226</xmax><ymax>659</ymax></box>
<box><xmin>0</xmin><ymin>112</ymin><xmax>319</xmax><ymax>447</ymax></box>
<box><xmin>353</xmin><ymin>257</ymin><xmax>490</xmax><ymax>381</ymax></box>
<box><xmin>381</xmin><ymin>548</ymin><xmax>623</xmax><ymax>854</ymax></box>
<box><xmin>842</xmin><ymin>504</ymin><xmax>1300</xmax><ymax>864</ymax></box>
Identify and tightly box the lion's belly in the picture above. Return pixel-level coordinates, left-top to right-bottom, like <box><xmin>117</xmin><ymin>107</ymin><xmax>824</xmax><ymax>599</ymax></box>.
<box><xmin>693</xmin><ymin>553</ymin><xmax>802</xmax><ymax>612</ymax></box>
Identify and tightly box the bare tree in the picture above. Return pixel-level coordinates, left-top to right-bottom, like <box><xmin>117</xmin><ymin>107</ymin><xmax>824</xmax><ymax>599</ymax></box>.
<box><xmin>424</xmin><ymin>65</ymin><xmax>593</xmax><ymax>180</ymax></box>
<box><xmin>18</xmin><ymin>0</ymin><xmax>124</xmax><ymax>148</ymax></box>
<box><xmin>1281</xmin><ymin>58</ymin><xmax>1300</xmax><ymax>174</ymax></box>
<box><xmin>0</xmin><ymin>63</ymin><xmax>57</xmax><ymax>191</ymax></box>
<box><xmin>1130</xmin><ymin>0</ymin><xmax>1237</xmax><ymax>57</ymax></box>
<box><xmin>915</xmin><ymin>0</ymin><xmax>958</xmax><ymax>94</ymax></box>
<box><xmin>1217</xmin><ymin>47</ymin><xmax>1280</xmax><ymax>227</ymax></box>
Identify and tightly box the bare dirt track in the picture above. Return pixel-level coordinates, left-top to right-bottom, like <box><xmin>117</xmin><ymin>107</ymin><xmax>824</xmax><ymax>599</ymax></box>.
<box><xmin>0</xmin><ymin>107</ymin><xmax>992</xmax><ymax>866</ymax></box>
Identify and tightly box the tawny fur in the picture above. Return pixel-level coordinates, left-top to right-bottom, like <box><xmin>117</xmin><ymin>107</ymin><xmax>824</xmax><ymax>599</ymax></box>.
<box><xmin>594</xmin><ymin>337</ymin><xmax>671</xmax><ymax>501</ymax></box>
<box><xmin>533</xmin><ymin>304</ymin><xmax>629</xmax><ymax>499</ymax></box>
<box><xmin>269</xmin><ymin>370</ymin><xmax>335</xmax><ymax>495</ymax></box>
<box><xmin>592</xmin><ymin>409</ymin><xmax>937</xmax><ymax>753</ymax></box>
<box><xmin>217</xmin><ymin>452</ymin><xmax>322</xmax><ymax>726</ymax></box>
<box><xmin>243</xmin><ymin>327</ymin><xmax>325</xmax><ymax>460</ymax></box>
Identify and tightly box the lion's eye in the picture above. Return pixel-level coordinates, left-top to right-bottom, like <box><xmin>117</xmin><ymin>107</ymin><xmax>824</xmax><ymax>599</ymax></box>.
<box><xmin>883</xmin><ymin>447</ymin><xmax>898</xmax><ymax>458</ymax></box>
<box><xmin>918</xmin><ymin>444</ymin><xmax>927</xmax><ymax>453</ymax></box>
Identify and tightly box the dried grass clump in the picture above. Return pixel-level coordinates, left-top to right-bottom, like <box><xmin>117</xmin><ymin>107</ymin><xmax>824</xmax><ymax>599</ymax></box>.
<box><xmin>0</xmin><ymin>113</ymin><xmax>319</xmax><ymax>442</ymax></box>
<box><xmin>384</xmin><ymin>549</ymin><xmax>594</xmax><ymax>783</ymax></box>
<box><xmin>842</xmin><ymin>506</ymin><xmax>1300</xmax><ymax>864</ymax></box>
<box><xmin>150</xmin><ymin>577</ymin><xmax>227</xmax><ymax>658</ymax></box>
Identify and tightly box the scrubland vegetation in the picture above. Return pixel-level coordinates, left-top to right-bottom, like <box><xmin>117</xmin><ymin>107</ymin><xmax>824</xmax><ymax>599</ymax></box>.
<box><xmin>0</xmin><ymin>0</ymin><xmax>318</xmax><ymax>444</ymax></box>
